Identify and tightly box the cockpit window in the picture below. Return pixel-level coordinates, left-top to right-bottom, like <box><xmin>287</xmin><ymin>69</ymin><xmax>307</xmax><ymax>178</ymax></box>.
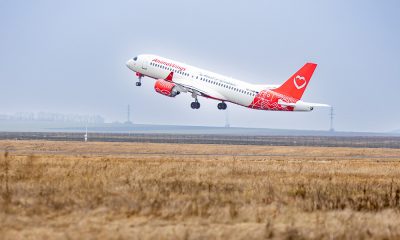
<box><xmin>133</xmin><ymin>56</ymin><xmax>138</xmax><ymax>61</ymax></box>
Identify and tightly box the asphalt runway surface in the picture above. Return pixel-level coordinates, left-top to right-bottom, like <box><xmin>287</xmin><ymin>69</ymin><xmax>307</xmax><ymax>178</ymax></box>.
<box><xmin>1</xmin><ymin>131</ymin><xmax>400</xmax><ymax>149</ymax></box>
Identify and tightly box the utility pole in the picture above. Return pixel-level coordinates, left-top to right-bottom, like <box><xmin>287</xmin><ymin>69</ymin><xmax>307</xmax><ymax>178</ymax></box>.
<box><xmin>84</xmin><ymin>125</ymin><xmax>88</xmax><ymax>142</ymax></box>
<box><xmin>125</xmin><ymin>104</ymin><xmax>132</xmax><ymax>124</ymax></box>
<box><xmin>329</xmin><ymin>106</ymin><xmax>335</xmax><ymax>132</ymax></box>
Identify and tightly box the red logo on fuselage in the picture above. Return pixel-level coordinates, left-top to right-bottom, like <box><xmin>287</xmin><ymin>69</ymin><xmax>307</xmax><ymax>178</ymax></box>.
<box><xmin>249</xmin><ymin>90</ymin><xmax>296</xmax><ymax>111</ymax></box>
<box><xmin>152</xmin><ymin>58</ymin><xmax>186</xmax><ymax>71</ymax></box>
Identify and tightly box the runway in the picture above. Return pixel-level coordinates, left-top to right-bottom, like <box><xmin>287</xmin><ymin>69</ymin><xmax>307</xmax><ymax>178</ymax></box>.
<box><xmin>1</xmin><ymin>131</ymin><xmax>400</xmax><ymax>148</ymax></box>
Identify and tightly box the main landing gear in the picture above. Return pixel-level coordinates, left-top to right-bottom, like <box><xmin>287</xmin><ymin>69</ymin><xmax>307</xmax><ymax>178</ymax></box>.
<box><xmin>135</xmin><ymin>72</ymin><xmax>143</xmax><ymax>86</ymax></box>
<box><xmin>217</xmin><ymin>102</ymin><xmax>227</xmax><ymax>110</ymax></box>
<box><xmin>190</xmin><ymin>93</ymin><xmax>200</xmax><ymax>109</ymax></box>
<box><xmin>191</xmin><ymin>100</ymin><xmax>200</xmax><ymax>109</ymax></box>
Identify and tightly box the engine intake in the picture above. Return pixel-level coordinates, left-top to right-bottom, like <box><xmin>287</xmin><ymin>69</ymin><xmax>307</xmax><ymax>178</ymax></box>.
<box><xmin>154</xmin><ymin>79</ymin><xmax>180</xmax><ymax>97</ymax></box>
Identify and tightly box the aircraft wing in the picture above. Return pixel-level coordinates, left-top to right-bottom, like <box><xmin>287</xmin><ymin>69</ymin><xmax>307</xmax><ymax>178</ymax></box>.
<box><xmin>174</xmin><ymin>78</ymin><xmax>228</xmax><ymax>101</ymax></box>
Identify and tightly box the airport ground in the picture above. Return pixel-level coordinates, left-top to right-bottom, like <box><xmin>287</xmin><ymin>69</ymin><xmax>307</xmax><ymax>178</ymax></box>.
<box><xmin>1</xmin><ymin>140</ymin><xmax>400</xmax><ymax>239</ymax></box>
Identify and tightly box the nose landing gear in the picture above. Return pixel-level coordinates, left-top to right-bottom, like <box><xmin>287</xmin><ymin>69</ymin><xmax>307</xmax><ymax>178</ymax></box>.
<box><xmin>135</xmin><ymin>72</ymin><xmax>143</xmax><ymax>86</ymax></box>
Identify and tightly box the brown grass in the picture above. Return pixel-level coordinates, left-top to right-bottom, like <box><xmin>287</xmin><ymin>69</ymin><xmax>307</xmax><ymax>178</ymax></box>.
<box><xmin>1</xmin><ymin>140</ymin><xmax>400</xmax><ymax>239</ymax></box>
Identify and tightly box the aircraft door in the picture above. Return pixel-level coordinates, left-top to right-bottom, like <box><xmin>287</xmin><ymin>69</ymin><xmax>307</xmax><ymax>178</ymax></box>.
<box><xmin>141</xmin><ymin>59</ymin><xmax>148</xmax><ymax>70</ymax></box>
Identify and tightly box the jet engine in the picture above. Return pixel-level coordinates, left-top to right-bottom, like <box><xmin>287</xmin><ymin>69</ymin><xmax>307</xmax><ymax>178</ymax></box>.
<box><xmin>154</xmin><ymin>79</ymin><xmax>180</xmax><ymax>97</ymax></box>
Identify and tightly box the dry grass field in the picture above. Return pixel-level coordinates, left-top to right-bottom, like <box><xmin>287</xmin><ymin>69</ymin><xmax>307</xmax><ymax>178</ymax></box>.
<box><xmin>1</xmin><ymin>140</ymin><xmax>400</xmax><ymax>239</ymax></box>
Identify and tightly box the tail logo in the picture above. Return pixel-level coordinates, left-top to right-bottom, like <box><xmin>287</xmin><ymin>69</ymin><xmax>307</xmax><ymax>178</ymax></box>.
<box><xmin>293</xmin><ymin>75</ymin><xmax>306</xmax><ymax>89</ymax></box>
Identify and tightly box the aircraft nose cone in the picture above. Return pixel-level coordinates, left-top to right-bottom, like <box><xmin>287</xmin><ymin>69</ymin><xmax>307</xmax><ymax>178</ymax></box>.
<box><xmin>126</xmin><ymin>59</ymin><xmax>134</xmax><ymax>70</ymax></box>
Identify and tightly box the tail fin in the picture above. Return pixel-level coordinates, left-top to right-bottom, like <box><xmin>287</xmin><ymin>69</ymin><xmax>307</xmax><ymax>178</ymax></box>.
<box><xmin>272</xmin><ymin>63</ymin><xmax>317</xmax><ymax>100</ymax></box>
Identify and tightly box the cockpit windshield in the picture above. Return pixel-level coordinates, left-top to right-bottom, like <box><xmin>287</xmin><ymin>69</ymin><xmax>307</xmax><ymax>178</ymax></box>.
<box><xmin>133</xmin><ymin>56</ymin><xmax>138</xmax><ymax>61</ymax></box>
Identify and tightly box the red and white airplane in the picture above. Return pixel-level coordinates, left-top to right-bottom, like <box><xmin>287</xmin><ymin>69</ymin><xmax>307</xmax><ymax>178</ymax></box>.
<box><xmin>126</xmin><ymin>54</ymin><xmax>329</xmax><ymax>111</ymax></box>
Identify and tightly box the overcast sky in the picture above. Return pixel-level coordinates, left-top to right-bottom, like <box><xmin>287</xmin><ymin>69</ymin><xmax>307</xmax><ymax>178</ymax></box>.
<box><xmin>1</xmin><ymin>0</ymin><xmax>399</xmax><ymax>132</ymax></box>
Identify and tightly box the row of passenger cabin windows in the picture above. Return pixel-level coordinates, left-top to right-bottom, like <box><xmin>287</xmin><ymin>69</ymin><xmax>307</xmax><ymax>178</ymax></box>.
<box><xmin>150</xmin><ymin>62</ymin><xmax>189</xmax><ymax>76</ymax></box>
<box><xmin>149</xmin><ymin>62</ymin><xmax>256</xmax><ymax>97</ymax></box>
<box><xmin>199</xmin><ymin>77</ymin><xmax>256</xmax><ymax>96</ymax></box>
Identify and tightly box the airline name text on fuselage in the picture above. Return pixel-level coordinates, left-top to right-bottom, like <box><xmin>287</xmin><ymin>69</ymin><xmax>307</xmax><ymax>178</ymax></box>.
<box><xmin>152</xmin><ymin>58</ymin><xmax>186</xmax><ymax>72</ymax></box>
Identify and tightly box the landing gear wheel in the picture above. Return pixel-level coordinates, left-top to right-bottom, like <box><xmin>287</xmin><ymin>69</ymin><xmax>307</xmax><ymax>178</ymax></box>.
<box><xmin>191</xmin><ymin>102</ymin><xmax>200</xmax><ymax>109</ymax></box>
<box><xmin>218</xmin><ymin>102</ymin><xmax>227</xmax><ymax>110</ymax></box>
<box><xmin>136</xmin><ymin>82</ymin><xmax>142</xmax><ymax>86</ymax></box>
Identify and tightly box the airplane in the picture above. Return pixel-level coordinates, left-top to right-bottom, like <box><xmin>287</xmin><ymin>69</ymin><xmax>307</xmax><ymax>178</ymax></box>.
<box><xmin>126</xmin><ymin>54</ymin><xmax>329</xmax><ymax>111</ymax></box>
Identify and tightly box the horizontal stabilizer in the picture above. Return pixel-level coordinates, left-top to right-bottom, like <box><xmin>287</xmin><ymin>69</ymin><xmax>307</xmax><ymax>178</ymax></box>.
<box><xmin>307</xmin><ymin>102</ymin><xmax>331</xmax><ymax>107</ymax></box>
<box><xmin>278</xmin><ymin>100</ymin><xmax>330</xmax><ymax>108</ymax></box>
<box><xmin>277</xmin><ymin>100</ymin><xmax>296</xmax><ymax>107</ymax></box>
<box><xmin>278</xmin><ymin>100</ymin><xmax>330</xmax><ymax>111</ymax></box>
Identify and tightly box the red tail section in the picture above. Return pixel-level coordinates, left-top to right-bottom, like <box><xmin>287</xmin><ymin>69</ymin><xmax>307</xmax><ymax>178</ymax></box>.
<box><xmin>272</xmin><ymin>63</ymin><xmax>317</xmax><ymax>100</ymax></box>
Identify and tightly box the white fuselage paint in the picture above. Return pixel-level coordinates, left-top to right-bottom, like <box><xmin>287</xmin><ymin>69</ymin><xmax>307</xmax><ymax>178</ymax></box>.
<box><xmin>126</xmin><ymin>54</ymin><xmax>278</xmax><ymax>107</ymax></box>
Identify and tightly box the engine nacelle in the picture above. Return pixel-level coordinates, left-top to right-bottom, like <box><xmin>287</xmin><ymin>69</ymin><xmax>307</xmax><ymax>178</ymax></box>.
<box><xmin>154</xmin><ymin>79</ymin><xmax>180</xmax><ymax>97</ymax></box>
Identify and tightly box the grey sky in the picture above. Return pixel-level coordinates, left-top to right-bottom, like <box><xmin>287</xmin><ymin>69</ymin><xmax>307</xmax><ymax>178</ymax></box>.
<box><xmin>1</xmin><ymin>0</ymin><xmax>399</xmax><ymax>132</ymax></box>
